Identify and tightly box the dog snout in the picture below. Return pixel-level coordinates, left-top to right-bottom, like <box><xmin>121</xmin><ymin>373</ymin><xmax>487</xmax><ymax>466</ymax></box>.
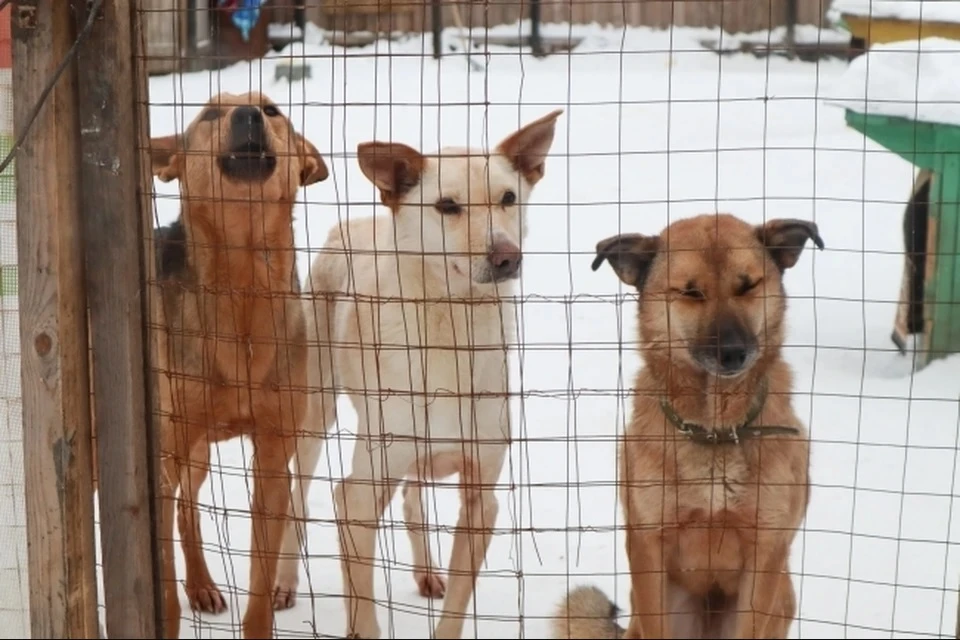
<box><xmin>232</xmin><ymin>106</ymin><xmax>263</xmax><ymax>129</ymax></box>
<box><xmin>219</xmin><ymin>105</ymin><xmax>277</xmax><ymax>180</ymax></box>
<box><xmin>716</xmin><ymin>331</ymin><xmax>748</xmax><ymax>373</ymax></box>
<box><xmin>693</xmin><ymin>316</ymin><xmax>757</xmax><ymax>377</ymax></box>
<box><xmin>230</xmin><ymin>106</ymin><xmax>266</xmax><ymax>145</ymax></box>
<box><xmin>487</xmin><ymin>240</ymin><xmax>522</xmax><ymax>281</ymax></box>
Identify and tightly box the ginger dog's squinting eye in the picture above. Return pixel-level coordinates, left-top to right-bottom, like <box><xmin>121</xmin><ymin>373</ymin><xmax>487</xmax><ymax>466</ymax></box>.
<box><xmin>670</xmin><ymin>281</ymin><xmax>706</xmax><ymax>301</ymax></box>
<box><xmin>734</xmin><ymin>276</ymin><xmax>763</xmax><ymax>297</ymax></box>
<box><xmin>262</xmin><ymin>104</ymin><xmax>281</xmax><ymax>117</ymax></box>
<box><xmin>679</xmin><ymin>287</ymin><xmax>706</xmax><ymax>301</ymax></box>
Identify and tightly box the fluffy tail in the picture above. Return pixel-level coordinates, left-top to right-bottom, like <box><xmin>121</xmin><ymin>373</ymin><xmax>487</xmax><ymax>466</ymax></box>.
<box><xmin>550</xmin><ymin>585</ymin><xmax>625</xmax><ymax>639</ymax></box>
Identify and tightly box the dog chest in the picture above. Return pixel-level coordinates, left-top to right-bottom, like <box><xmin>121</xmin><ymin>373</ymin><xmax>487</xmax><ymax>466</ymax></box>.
<box><xmin>670</xmin><ymin>516</ymin><xmax>745</xmax><ymax>597</ymax></box>
<box><xmin>670</xmin><ymin>445</ymin><xmax>753</xmax><ymax>517</ymax></box>
<box><xmin>339</xmin><ymin>296</ymin><xmax>513</xmax><ymax>441</ymax></box>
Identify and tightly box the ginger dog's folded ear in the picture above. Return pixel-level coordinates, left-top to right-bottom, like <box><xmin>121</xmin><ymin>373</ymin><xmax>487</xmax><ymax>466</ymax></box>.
<box><xmin>591</xmin><ymin>233</ymin><xmax>660</xmax><ymax>290</ymax></box>
<box><xmin>754</xmin><ymin>218</ymin><xmax>825</xmax><ymax>272</ymax></box>
<box><xmin>295</xmin><ymin>133</ymin><xmax>329</xmax><ymax>186</ymax></box>
<box><xmin>150</xmin><ymin>134</ymin><xmax>183</xmax><ymax>183</ymax></box>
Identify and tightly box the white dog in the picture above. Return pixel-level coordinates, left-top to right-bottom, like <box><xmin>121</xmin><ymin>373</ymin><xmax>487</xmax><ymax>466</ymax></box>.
<box><xmin>271</xmin><ymin>109</ymin><xmax>563</xmax><ymax>639</ymax></box>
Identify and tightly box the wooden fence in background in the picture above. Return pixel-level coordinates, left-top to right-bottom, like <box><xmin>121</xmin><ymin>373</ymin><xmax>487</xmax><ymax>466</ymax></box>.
<box><xmin>279</xmin><ymin>0</ymin><xmax>828</xmax><ymax>36</ymax></box>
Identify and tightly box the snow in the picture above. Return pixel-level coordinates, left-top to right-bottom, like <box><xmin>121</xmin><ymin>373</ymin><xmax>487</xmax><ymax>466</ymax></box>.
<box><xmin>112</xmin><ymin>22</ymin><xmax>960</xmax><ymax>639</ymax></box>
<box><xmin>822</xmin><ymin>37</ymin><xmax>960</xmax><ymax>127</ymax></box>
<box><xmin>829</xmin><ymin>0</ymin><xmax>960</xmax><ymax>25</ymax></box>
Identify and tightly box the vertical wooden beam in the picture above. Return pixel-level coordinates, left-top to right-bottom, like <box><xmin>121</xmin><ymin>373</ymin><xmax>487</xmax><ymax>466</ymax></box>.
<box><xmin>133</xmin><ymin>0</ymin><xmax>167</xmax><ymax>632</ymax></box>
<box><xmin>73</xmin><ymin>0</ymin><xmax>160</xmax><ymax>637</ymax></box>
<box><xmin>431</xmin><ymin>0</ymin><xmax>442</xmax><ymax>59</ymax></box>
<box><xmin>785</xmin><ymin>0</ymin><xmax>798</xmax><ymax>55</ymax></box>
<box><xmin>529</xmin><ymin>0</ymin><xmax>544</xmax><ymax>58</ymax></box>
<box><xmin>11</xmin><ymin>1</ymin><xmax>100</xmax><ymax>637</ymax></box>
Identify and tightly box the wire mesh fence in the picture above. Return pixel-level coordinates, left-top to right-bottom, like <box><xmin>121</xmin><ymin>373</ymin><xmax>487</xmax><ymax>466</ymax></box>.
<box><xmin>7</xmin><ymin>0</ymin><xmax>960</xmax><ymax>638</ymax></box>
<box><xmin>0</xmin><ymin>3</ymin><xmax>28</xmax><ymax>637</ymax></box>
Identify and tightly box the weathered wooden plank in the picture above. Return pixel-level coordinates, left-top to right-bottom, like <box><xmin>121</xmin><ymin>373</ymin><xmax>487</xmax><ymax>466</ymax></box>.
<box><xmin>11</xmin><ymin>1</ymin><xmax>100</xmax><ymax>637</ymax></box>
<box><xmin>73</xmin><ymin>0</ymin><xmax>160</xmax><ymax>636</ymax></box>
<box><xmin>133</xmin><ymin>0</ymin><xmax>168</xmax><ymax>633</ymax></box>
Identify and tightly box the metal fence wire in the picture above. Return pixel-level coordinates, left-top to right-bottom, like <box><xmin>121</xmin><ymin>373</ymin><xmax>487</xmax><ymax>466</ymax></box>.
<box><xmin>8</xmin><ymin>0</ymin><xmax>960</xmax><ymax>638</ymax></box>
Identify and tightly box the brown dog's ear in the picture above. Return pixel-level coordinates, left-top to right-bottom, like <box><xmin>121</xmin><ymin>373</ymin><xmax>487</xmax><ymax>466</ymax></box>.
<box><xmin>755</xmin><ymin>218</ymin><xmax>825</xmax><ymax>272</ymax></box>
<box><xmin>591</xmin><ymin>233</ymin><xmax>660</xmax><ymax>289</ymax></box>
<box><xmin>150</xmin><ymin>134</ymin><xmax>182</xmax><ymax>183</ymax></box>
<box><xmin>356</xmin><ymin>141</ymin><xmax>425</xmax><ymax>209</ymax></box>
<box><xmin>496</xmin><ymin>108</ymin><xmax>563</xmax><ymax>187</ymax></box>
<box><xmin>295</xmin><ymin>133</ymin><xmax>329</xmax><ymax>186</ymax></box>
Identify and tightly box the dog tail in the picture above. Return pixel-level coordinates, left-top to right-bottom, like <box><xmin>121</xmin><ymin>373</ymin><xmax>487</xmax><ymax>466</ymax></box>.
<box><xmin>550</xmin><ymin>585</ymin><xmax>625</xmax><ymax>639</ymax></box>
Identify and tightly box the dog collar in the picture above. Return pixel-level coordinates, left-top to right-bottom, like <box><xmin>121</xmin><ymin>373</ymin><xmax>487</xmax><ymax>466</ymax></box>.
<box><xmin>658</xmin><ymin>378</ymin><xmax>800</xmax><ymax>445</ymax></box>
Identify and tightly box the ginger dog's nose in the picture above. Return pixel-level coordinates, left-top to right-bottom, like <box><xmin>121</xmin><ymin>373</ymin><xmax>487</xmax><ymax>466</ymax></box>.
<box><xmin>221</xmin><ymin>105</ymin><xmax>276</xmax><ymax>180</ymax></box>
<box><xmin>232</xmin><ymin>106</ymin><xmax>264</xmax><ymax>137</ymax></box>
<box><xmin>230</xmin><ymin>106</ymin><xmax>268</xmax><ymax>152</ymax></box>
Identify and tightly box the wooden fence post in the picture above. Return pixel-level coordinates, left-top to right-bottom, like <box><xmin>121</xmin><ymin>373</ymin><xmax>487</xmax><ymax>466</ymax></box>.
<box><xmin>73</xmin><ymin>0</ymin><xmax>161</xmax><ymax>636</ymax></box>
<box><xmin>0</xmin><ymin>2</ymin><xmax>30</xmax><ymax>636</ymax></box>
<box><xmin>12</xmin><ymin>1</ymin><xmax>100</xmax><ymax>637</ymax></box>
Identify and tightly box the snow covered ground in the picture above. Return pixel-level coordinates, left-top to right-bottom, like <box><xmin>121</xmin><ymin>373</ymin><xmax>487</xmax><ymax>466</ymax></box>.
<box><xmin>122</xmin><ymin>22</ymin><xmax>960</xmax><ymax>639</ymax></box>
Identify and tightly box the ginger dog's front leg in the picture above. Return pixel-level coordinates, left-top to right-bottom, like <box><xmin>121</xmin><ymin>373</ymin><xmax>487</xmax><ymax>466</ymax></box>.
<box><xmin>733</xmin><ymin>534</ymin><xmax>796</xmax><ymax>639</ymax></box>
<box><xmin>623</xmin><ymin>527</ymin><xmax>670</xmax><ymax>639</ymax></box>
<box><xmin>243</xmin><ymin>437</ymin><xmax>293</xmax><ymax>639</ymax></box>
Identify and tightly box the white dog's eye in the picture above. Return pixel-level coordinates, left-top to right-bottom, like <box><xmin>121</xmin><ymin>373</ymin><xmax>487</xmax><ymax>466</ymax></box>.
<box><xmin>435</xmin><ymin>197</ymin><xmax>462</xmax><ymax>215</ymax></box>
<box><xmin>501</xmin><ymin>190</ymin><xmax>517</xmax><ymax>206</ymax></box>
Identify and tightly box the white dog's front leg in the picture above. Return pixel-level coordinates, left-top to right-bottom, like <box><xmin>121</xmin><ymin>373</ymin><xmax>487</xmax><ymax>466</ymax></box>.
<box><xmin>337</xmin><ymin>394</ymin><xmax>422</xmax><ymax>639</ymax></box>
<box><xmin>434</xmin><ymin>398</ymin><xmax>511</xmax><ymax>639</ymax></box>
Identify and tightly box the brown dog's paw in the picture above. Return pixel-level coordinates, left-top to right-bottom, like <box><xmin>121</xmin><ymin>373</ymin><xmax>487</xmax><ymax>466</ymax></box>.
<box><xmin>186</xmin><ymin>583</ymin><xmax>228</xmax><ymax>614</ymax></box>
<box><xmin>415</xmin><ymin>571</ymin><xmax>446</xmax><ymax>599</ymax></box>
<box><xmin>272</xmin><ymin>584</ymin><xmax>297</xmax><ymax>610</ymax></box>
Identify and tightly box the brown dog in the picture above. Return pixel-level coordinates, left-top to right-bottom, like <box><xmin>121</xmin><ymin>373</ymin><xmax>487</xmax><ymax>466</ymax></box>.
<box><xmin>551</xmin><ymin>213</ymin><xmax>822</xmax><ymax>639</ymax></box>
<box><xmin>147</xmin><ymin>91</ymin><xmax>328</xmax><ymax>639</ymax></box>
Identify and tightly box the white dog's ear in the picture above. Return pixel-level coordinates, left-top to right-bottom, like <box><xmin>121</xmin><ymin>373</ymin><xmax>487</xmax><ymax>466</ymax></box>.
<box><xmin>496</xmin><ymin>108</ymin><xmax>563</xmax><ymax>187</ymax></box>
<box><xmin>357</xmin><ymin>141</ymin><xmax>425</xmax><ymax>210</ymax></box>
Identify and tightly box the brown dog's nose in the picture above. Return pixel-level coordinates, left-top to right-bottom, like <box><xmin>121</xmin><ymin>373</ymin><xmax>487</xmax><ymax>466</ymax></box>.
<box><xmin>231</xmin><ymin>106</ymin><xmax>266</xmax><ymax>147</ymax></box>
<box><xmin>232</xmin><ymin>106</ymin><xmax>263</xmax><ymax>129</ymax></box>
<box><xmin>487</xmin><ymin>240</ymin><xmax>522</xmax><ymax>280</ymax></box>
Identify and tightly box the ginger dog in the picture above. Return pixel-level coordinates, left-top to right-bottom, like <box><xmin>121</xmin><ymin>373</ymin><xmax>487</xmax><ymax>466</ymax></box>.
<box><xmin>551</xmin><ymin>213</ymin><xmax>822</xmax><ymax>639</ymax></box>
<box><xmin>148</xmin><ymin>91</ymin><xmax>328</xmax><ymax>639</ymax></box>
<box><xmin>270</xmin><ymin>110</ymin><xmax>563</xmax><ymax>638</ymax></box>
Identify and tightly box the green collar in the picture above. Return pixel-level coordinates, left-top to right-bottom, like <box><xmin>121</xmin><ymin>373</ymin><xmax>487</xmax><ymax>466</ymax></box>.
<box><xmin>659</xmin><ymin>378</ymin><xmax>800</xmax><ymax>445</ymax></box>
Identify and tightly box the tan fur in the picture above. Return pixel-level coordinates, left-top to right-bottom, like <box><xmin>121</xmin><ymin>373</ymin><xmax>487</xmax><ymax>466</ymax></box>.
<box><xmin>552</xmin><ymin>213</ymin><xmax>822</xmax><ymax>639</ymax></box>
<box><xmin>144</xmin><ymin>91</ymin><xmax>328</xmax><ymax>639</ymax></box>
<box><xmin>552</xmin><ymin>586</ymin><xmax>625</xmax><ymax>639</ymax></box>
<box><xmin>270</xmin><ymin>110</ymin><xmax>563</xmax><ymax>638</ymax></box>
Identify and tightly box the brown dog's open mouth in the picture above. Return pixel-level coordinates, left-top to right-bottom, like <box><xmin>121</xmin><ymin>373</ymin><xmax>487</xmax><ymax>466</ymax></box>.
<box><xmin>218</xmin><ymin>142</ymin><xmax>277</xmax><ymax>181</ymax></box>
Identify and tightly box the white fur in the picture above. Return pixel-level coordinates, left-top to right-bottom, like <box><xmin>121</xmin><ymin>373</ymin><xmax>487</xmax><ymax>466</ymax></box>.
<box><xmin>275</xmin><ymin>112</ymin><xmax>560</xmax><ymax>639</ymax></box>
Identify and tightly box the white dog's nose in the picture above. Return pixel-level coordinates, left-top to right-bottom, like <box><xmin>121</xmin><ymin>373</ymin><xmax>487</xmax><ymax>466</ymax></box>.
<box><xmin>487</xmin><ymin>240</ymin><xmax>522</xmax><ymax>280</ymax></box>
